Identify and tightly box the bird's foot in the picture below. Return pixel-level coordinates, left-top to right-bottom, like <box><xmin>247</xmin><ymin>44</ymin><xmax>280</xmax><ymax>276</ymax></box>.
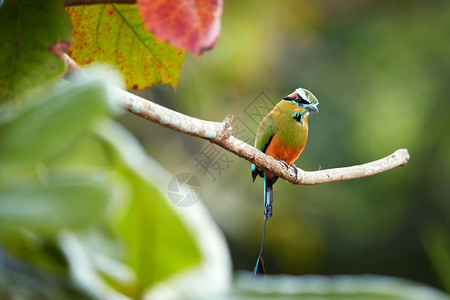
<box><xmin>280</xmin><ymin>161</ymin><xmax>298</xmax><ymax>182</ymax></box>
<box><xmin>291</xmin><ymin>163</ymin><xmax>299</xmax><ymax>183</ymax></box>
<box><xmin>279</xmin><ymin>160</ymin><xmax>290</xmax><ymax>169</ymax></box>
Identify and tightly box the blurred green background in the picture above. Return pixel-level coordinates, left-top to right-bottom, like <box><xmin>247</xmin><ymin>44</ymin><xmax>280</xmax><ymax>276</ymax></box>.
<box><xmin>1</xmin><ymin>0</ymin><xmax>449</xmax><ymax>298</ymax></box>
<box><xmin>119</xmin><ymin>0</ymin><xmax>450</xmax><ymax>292</ymax></box>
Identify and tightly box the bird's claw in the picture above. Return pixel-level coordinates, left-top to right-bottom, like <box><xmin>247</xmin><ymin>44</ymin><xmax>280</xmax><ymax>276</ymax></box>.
<box><xmin>279</xmin><ymin>160</ymin><xmax>289</xmax><ymax>169</ymax></box>
<box><xmin>279</xmin><ymin>161</ymin><xmax>299</xmax><ymax>183</ymax></box>
<box><xmin>291</xmin><ymin>163</ymin><xmax>299</xmax><ymax>183</ymax></box>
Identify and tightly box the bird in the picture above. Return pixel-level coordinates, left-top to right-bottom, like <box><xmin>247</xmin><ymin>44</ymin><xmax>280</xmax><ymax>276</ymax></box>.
<box><xmin>251</xmin><ymin>87</ymin><xmax>319</xmax><ymax>274</ymax></box>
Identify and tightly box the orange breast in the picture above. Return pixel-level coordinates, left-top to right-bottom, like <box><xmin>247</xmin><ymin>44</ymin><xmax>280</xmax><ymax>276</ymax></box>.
<box><xmin>264</xmin><ymin>134</ymin><xmax>305</xmax><ymax>180</ymax></box>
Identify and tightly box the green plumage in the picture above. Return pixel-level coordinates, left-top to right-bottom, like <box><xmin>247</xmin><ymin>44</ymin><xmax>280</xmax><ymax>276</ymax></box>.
<box><xmin>254</xmin><ymin>116</ymin><xmax>275</xmax><ymax>152</ymax></box>
<box><xmin>252</xmin><ymin>88</ymin><xmax>319</xmax><ymax>274</ymax></box>
<box><xmin>255</xmin><ymin>88</ymin><xmax>318</xmax><ymax>155</ymax></box>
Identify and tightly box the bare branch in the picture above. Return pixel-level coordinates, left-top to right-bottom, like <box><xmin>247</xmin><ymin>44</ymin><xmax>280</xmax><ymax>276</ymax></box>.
<box><xmin>49</xmin><ymin>41</ymin><xmax>71</xmax><ymax>60</ymax></box>
<box><xmin>65</xmin><ymin>0</ymin><xmax>135</xmax><ymax>6</ymax></box>
<box><xmin>116</xmin><ymin>88</ymin><xmax>230</xmax><ymax>141</ymax></box>
<box><xmin>63</xmin><ymin>53</ymin><xmax>83</xmax><ymax>74</ymax></box>
<box><xmin>62</xmin><ymin>54</ymin><xmax>410</xmax><ymax>185</ymax></box>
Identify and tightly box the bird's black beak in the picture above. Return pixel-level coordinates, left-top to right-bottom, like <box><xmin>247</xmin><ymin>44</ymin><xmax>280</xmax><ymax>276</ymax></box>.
<box><xmin>304</xmin><ymin>104</ymin><xmax>319</xmax><ymax>113</ymax></box>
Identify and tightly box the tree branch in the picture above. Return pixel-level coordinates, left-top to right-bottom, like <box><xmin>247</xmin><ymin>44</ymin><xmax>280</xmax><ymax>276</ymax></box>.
<box><xmin>63</xmin><ymin>54</ymin><xmax>410</xmax><ymax>185</ymax></box>
<box><xmin>64</xmin><ymin>0</ymin><xmax>135</xmax><ymax>6</ymax></box>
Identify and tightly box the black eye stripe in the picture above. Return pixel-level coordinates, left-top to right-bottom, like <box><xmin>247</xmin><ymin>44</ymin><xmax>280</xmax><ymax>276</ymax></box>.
<box><xmin>298</xmin><ymin>98</ymin><xmax>309</xmax><ymax>104</ymax></box>
<box><xmin>282</xmin><ymin>95</ymin><xmax>310</xmax><ymax>104</ymax></box>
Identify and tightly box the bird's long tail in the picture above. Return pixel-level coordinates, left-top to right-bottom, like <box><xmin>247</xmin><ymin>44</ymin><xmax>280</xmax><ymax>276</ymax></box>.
<box><xmin>264</xmin><ymin>173</ymin><xmax>274</xmax><ymax>220</ymax></box>
<box><xmin>253</xmin><ymin>218</ymin><xmax>266</xmax><ymax>274</ymax></box>
<box><xmin>254</xmin><ymin>173</ymin><xmax>273</xmax><ymax>274</ymax></box>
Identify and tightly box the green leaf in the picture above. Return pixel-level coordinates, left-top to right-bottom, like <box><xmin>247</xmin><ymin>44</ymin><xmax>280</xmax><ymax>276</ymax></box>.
<box><xmin>0</xmin><ymin>66</ymin><xmax>231</xmax><ymax>298</ymax></box>
<box><xmin>67</xmin><ymin>4</ymin><xmax>185</xmax><ymax>90</ymax></box>
<box><xmin>230</xmin><ymin>274</ymin><xmax>450</xmax><ymax>300</ymax></box>
<box><xmin>0</xmin><ymin>73</ymin><xmax>116</xmax><ymax>169</ymax></box>
<box><xmin>0</xmin><ymin>177</ymin><xmax>111</xmax><ymax>237</ymax></box>
<box><xmin>0</xmin><ymin>0</ymin><xmax>72</xmax><ymax>104</ymax></box>
<box><xmin>0</xmin><ymin>68</ymin><xmax>123</xmax><ymax>299</ymax></box>
<box><xmin>95</xmin><ymin>121</ymin><xmax>203</xmax><ymax>295</ymax></box>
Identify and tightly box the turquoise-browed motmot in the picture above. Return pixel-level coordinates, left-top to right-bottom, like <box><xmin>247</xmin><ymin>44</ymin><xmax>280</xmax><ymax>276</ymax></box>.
<box><xmin>251</xmin><ymin>87</ymin><xmax>319</xmax><ymax>274</ymax></box>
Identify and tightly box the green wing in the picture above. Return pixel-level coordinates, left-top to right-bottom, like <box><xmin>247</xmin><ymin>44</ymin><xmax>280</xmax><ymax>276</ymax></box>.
<box><xmin>252</xmin><ymin>114</ymin><xmax>275</xmax><ymax>182</ymax></box>
<box><xmin>255</xmin><ymin>114</ymin><xmax>275</xmax><ymax>152</ymax></box>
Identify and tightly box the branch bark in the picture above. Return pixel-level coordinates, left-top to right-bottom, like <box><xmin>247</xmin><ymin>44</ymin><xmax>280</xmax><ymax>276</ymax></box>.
<box><xmin>63</xmin><ymin>54</ymin><xmax>410</xmax><ymax>185</ymax></box>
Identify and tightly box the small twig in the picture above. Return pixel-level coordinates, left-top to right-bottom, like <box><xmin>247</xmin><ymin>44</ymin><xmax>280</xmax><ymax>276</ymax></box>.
<box><xmin>64</xmin><ymin>0</ymin><xmax>135</xmax><ymax>6</ymax></box>
<box><xmin>63</xmin><ymin>54</ymin><xmax>410</xmax><ymax>185</ymax></box>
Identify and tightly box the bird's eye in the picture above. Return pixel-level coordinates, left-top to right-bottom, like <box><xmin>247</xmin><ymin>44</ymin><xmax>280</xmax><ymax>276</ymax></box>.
<box><xmin>297</xmin><ymin>97</ymin><xmax>310</xmax><ymax>105</ymax></box>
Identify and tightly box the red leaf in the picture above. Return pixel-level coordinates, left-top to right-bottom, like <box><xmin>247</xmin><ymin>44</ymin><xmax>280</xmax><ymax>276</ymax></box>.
<box><xmin>137</xmin><ymin>0</ymin><xmax>223</xmax><ymax>56</ymax></box>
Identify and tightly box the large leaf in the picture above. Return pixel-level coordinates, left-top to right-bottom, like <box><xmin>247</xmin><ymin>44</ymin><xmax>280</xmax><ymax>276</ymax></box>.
<box><xmin>0</xmin><ymin>67</ymin><xmax>119</xmax><ymax>250</ymax></box>
<box><xmin>0</xmin><ymin>0</ymin><xmax>71</xmax><ymax>104</ymax></box>
<box><xmin>137</xmin><ymin>0</ymin><xmax>223</xmax><ymax>56</ymax></box>
<box><xmin>114</xmin><ymin>169</ymin><xmax>200</xmax><ymax>294</ymax></box>
<box><xmin>0</xmin><ymin>68</ymin><xmax>122</xmax><ymax>299</ymax></box>
<box><xmin>67</xmin><ymin>4</ymin><xmax>185</xmax><ymax>90</ymax></box>
<box><xmin>46</xmin><ymin>119</ymin><xmax>231</xmax><ymax>299</ymax></box>
<box><xmin>95</xmin><ymin>121</ymin><xmax>231</xmax><ymax>297</ymax></box>
<box><xmin>0</xmin><ymin>72</ymin><xmax>116</xmax><ymax>170</ymax></box>
<box><xmin>0</xmin><ymin>65</ymin><xmax>231</xmax><ymax>298</ymax></box>
<box><xmin>0</xmin><ymin>178</ymin><xmax>111</xmax><ymax>237</ymax></box>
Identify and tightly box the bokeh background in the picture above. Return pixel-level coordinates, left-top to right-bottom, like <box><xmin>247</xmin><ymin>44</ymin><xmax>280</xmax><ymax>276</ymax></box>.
<box><xmin>119</xmin><ymin>0</ymin><xmax>450</xmax><ymax>292</ymax></box>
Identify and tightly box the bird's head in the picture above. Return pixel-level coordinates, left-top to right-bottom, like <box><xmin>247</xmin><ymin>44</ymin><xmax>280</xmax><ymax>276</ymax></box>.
<box><xmin>283</xmin><ymin>88</ymin><xmax>319</xmax><ymax>113</ymax></box>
